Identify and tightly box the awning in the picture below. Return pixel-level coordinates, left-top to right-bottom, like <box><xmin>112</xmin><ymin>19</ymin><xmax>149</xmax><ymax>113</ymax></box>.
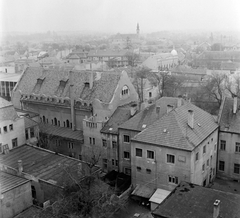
<box><xmin>131</xmin><ymin>184</ymin><xmax>155</xmax><ymax>199</ymax></box>
<box><xmin>149</xmin><ymin>188</ymin><xmax>171</xmax><ymax>205</ymax></box>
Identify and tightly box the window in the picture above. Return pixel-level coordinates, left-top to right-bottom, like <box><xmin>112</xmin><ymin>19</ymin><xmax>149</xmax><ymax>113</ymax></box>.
<box><xmin>112</xmin><ymin>141</ymin><xmax>117</xmax><ymax>148</ymax></box>
<box><xmin>54</xmin><ymin>118</ymin><xmax>57</xmax><ymax>126</ymax></box>
<box><xmin>203</xmin><ymin>145</ymin><xmax>206</xmax><ymax>154</ymax></box>
<box><xmin>124</xmin><ymin>168</ymin><xmax>131</xmax><ymax>175</ymax></box>
<box><xmin>235</xmin><ymin>143</ymin><xmax>240</xmax><ymax>153</ymax></box>
<box><xmin>147</xmin><ymin>150</ymin><xmax>154</xmax><ymax>159</ymax></box>
<box><xmin>115</xmin><ymin>160</ymin><xmax>118</xmax><ymax>166</ymax></box>
<box><xmin>202</xmin><ymin>164</ymin><xmax>205</xmax><ymax>172</ymax></box>
<box><xmin>121</xmin><ymin>85</ymin><xmax>129</xmax><ymax>96</ymax></box>
<box><xmin>220</xmin><ymin>140</ymin><xmax>226</xmax><ymax>150</ymax></box>
<box><xmin>234</xmin><ymin>164</ymin><xmax>240</xmax><ymax>174</ymax></box>
<box><xmin>146</xmin><ymin>169</ymin><xmax>151</xmax><ymax>174</ymax></box>
<box><xmin>167</xmin><ymin>154</ymin><xmax>175</xmax><ymax>164</ymax></box>
<box><xmin>12</xmin><ymin>138</ymin><xmax>18</xmax><ymax>148</ymax></box>
<box><xmin>195</xmin><ymin>152</ymin><xmax>199</xmax><ymax>161</ymax></box>
<box><xmin>93</xmin><ymin>138</ymin><xmax>95</xmax><ymax>145</ymax></box>
<box><xmin>102</xmin><ymin>139</ymin><xmax>107</xmax><ymax>147</ymax></box>
<box><xmin>30</xmin><ymin>127</ymin><xmax>34</xmax><ymax>138</ymax></box>
<box><xmin>103</xmin><ymin>159</ymin><xmax>108</xmax><ymax>169</ymax></box>
<box><xmin>219</xmin><ymin>161</ymin><xmax>225</xmax><ymax>171</ymax></box>
<box><xmin>124</xmin><ymin>151</ymin><xmax>130</xmax><ymax>159</ymax></box>
<box><xmin>112</xmin><ymin>159</ymin><xmax>115</xmax><ymax>165</ymax></box>
<box><xmin>168</xmin><ymin>175</ymin><xmax>178</xmax><ymax>184</ymax></box>
<box><xmin>136</xmin><ymin>148</ymin><xmax>142</xmax><ymax>157</ymax></box>
<box><xmin>137</xmin><ymin>166</ymin><xmax>141</xmax><ymax>171</ymax></box>
<box><xmin>25</xmin><ymin>129</ymin><xmax>29</xmax><ymax>140</ymax></box>
<box><xmin>3</xmin><ymin>126</ymin><xmax>7</xmax><ymax>133</ymax></box>
<box><xmin>79</xmin><ymin>155</ymin><xmax>82</xmax><ymax>160</ymax></box>
<box><xmin>9</xmin><ymin>124</ymin><xmax>13</xmax><ymax>131</ymax></box>
<box><xmin>89</xmin><ymin>137</ymin><xmax>92</xmax><ymax>144</ymax></box>
<box><xmin>68</xmin><ymin>142</ymin><xmax>74</xmax><ymax>149</ymax></box>
<box><xmin>207</xmin><ymin>159</ymin><xmax>209</xmax><ymax>167</ymax></box>
<box><xmin>123</xmin><ymin>135</ymin><xmax>130</xmax><ymax>143</ymax></box>
<box><xmin>149</xmin><ymin>92</ymin><xmax>152</xmax><ymax>98</ymax></box>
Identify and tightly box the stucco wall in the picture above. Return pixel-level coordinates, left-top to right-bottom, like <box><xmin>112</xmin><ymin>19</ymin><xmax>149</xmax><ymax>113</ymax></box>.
<box><xmin>218</xmin><ymin>131</ymin><xmax>240</xmax><ymax>180</ymax></box>
<box><xmin>1</xmin><ymin>181</ymin><xmax>32</xmax><ymax>218</ymax></box>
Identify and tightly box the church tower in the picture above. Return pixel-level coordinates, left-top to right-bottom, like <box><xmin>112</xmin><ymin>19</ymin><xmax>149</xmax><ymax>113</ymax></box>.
<box><xmin>136</xmin><ymin>23</ymin><xmax>140</xmax><ymax>35</ymax></box>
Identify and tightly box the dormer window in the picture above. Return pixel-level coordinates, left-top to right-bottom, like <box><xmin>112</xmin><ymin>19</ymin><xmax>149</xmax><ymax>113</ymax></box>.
<box><xmin>121</xmin><ymin>85</ymin><xmax>129</xmax><ymax>96</ymax></box>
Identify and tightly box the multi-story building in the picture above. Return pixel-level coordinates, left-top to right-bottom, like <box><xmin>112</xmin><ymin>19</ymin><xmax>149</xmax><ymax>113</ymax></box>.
<box><xmin>131</xmin><ymin>102</ymin><xmax>218</xmax><ymax>193</ymax></box>
<box><xmin>217</xmin><ymin>96</ymin><xmax>240</xmax><ymax>181</ymax></box>
<box><xmin>118</xmin><ymin>97</ymin><xmax>186</xmax><ymax>175</ymax></box>
<box><xmin>0</xmin><ymin>97</ymin><xmax>25</xmax><ymax>152</ymax></box>
<box><xmin>12</xmin><ymin>65</ymin><xmax>138</xmax><ymax>162</ymax></box>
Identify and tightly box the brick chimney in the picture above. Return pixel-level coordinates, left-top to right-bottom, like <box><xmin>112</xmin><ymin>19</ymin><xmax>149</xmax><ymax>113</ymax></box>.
<box><xmin>18</xmin><ymin>160</ymin><xmax>23</xmax><ymax>175</ymax></box>
<box><xmin>213</xmin><ymin>199</ymin><xmax>220</xmax><ymax>218</ymax></box>
<box><xmin>233</xmin><ymin>96</ymin><xmax>237</xmax><ymax>114</ymax></box>
<box><xmin>188</xmin><ymin>110</ymin><xmax>194</xmax><ymax>129</ymax></box>
<box><xmin>167</xmin><ymin>105</ymin><xmax>173</xmax><ymax>114</ymax></box>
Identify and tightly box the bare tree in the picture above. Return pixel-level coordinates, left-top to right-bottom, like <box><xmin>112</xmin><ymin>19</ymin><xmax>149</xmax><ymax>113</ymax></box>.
<box><xmin>225</xmin><ymin>73</ymin><xmax>240</xmax><ymax>97</ymax></box>
<box><xmin>126</xmin><ymin>51</ymin><xmax>140</xmax><ymax>67</ymax></box>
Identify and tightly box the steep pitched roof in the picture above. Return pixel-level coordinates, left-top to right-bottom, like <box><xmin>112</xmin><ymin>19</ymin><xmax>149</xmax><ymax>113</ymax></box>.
<box><xmin>15</xmin><ymin>66</ymin><xmax>122</xmax><ymax>103</ymax></box>
<box><xmin>0</xmin><ymin>97</ymin><xmax>18</xmax><ymax>121</ymax></box>
<box><xmin>133</xmin><ymin>102</ymin><xmax>218</xmax><ymax>151</ymax></box>
<box><xmin>119</xmin><ymin>97</ymin><xmax>186</xmax><ymax>132</ymax></box>
<box><xmin>152</xmin><ymin>182</ymin><xmax>240</xmax><ymax>218</ymax></box>
<box><xmin>100</xmin><ymin>103</ymin><xmax>136</xmax><ymax>134</ymax></box>
<box><xmin>218</xmin><ymin>97</ymin><xmax>240</xmax><ymax>133</ymax></box>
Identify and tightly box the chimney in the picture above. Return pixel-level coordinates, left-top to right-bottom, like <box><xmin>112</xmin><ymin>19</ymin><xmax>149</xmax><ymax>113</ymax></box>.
<box><xmin>188</xmin><ymin>110</ymin><xmax>194</xmax><ymax>129</ymax></box>
<box><xmin>70</xmin><ymin>84</ymin><xmax>76</xmax><ymax>131</ymax></box>
<box><xmin>177</xmin><ymin>97</ymin><xmax>182</xmax><ymax>107</ymax></box>
<box><xmin>233</xmin><ymin>96</ymin><xmax>237</xmax><ymax>114</ymax></box>
<box><xmin>89</xmin><ymin>71</ymin><xmax>94</xmax><ymax>89</ymax></box>
<box><xmin>130</xmin><ymin>103</ymin><xmax>137</xmax><ymax>116</ymax></box>
<box><xmin>167</xmin><ymin>105</ymin><xmax>173</xmax><ymax>114</ymax></box>
<box><xmin>18</xmin><ymin>160</ymin><xmax>23</xmax><ymax>175</ymax></box>
<box><xmin>213</xmin><ymin>199</ymin><xmax>220</xmax><ymax>218</ymax></box>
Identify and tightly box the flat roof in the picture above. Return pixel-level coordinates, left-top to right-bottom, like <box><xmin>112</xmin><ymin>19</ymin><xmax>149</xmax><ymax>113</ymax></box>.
<box><xmin>0</xmin><ymin>73</ymin><xmax>22</xmax><ymax>82</ymax></box>
<box><xmin>149</xmin><ymin>188</ymin><xmax>171</xmax><ymax>204</ymax></box>
<box><xmin>0</xmin><ymin>144</ymin><xmax>100</xmax><ymax>186</ymax></box>
<box><xmin>0</xmin><ymin>171</ymin><xmax>29</xmax><ymax>193</ymax></box>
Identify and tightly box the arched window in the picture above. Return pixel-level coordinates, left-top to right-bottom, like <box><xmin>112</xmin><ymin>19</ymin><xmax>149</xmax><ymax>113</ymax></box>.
<box><xmin>66</xmin><ymin>119</ymin><xmax>70</xmax><ymax>128</ymax></box>
<box><xmin>121</xmin><ymin>85</ymin><xmax>129</xmax><ymax>96</ymax></box>
<box><xmin>54</xmin><ymin>118</ymin><xmax>57</xmax><ymax>126</ymax></box>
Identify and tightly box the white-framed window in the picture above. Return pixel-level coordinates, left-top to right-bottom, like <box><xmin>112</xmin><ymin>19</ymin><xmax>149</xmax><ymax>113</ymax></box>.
<box><xmin>167</xmin><ymin>154</ymin><xmax>175</xmax><ymax>164</ymax></box>
<box><xmin>235</xmin><ymin>142</ymin><xmax>240</xmax><ymax>153</ymax></box>
<box><xmin>123</xmin><ymin>135</ymin><xmax>130</xmax><ymax>143</ymax></box>
<box><xmin>220</xmin><ymin>140</ymin><xmax>226</xmax><ymax>150</ymax></box>
<box><xmin>121</xmin><ymin>85</ymin><xmax>129</xmax><ymax>96</ymax></box>
<box><xmin>147</xmin><ymin>150</ymin><xmax>154</xmax><ymax>159</ymax></box>
<box><xmin>168</xmin><ymin>175</ymin><xmax>178</xmax><ymax>184</ymax></box>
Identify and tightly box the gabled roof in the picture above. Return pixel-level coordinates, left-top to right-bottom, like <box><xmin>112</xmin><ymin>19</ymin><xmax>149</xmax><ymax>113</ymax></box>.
<box><xmin>119</xmin><ymin>97</ymin><xmax>186</xmax><ymax>132</ymax></box>
<box><xmin>14</xmin><ymin>66</ymin><xmax>123</xmax><ymax>103</ymax></box>
<box><xmin>39</xmin><ymin>123</ymin><xmax>83</xmax><ymax>141</ymax></box>
<box><xmin>23</xmin><ymin>116</ymin><xmax>38</xmax><ymax>129</ymax></box>
<box><xmin>0</xmin><ymin>144</ymin><xmax>100</xmax><ymax>186</ymax></box>
<box><xmin>133</xmin><ymin>102</ymin><xmax>218</xmax><ymax>151</ymax></box>
<box><xmin>88</xmin><ymin>49</ymin><xmax>130</xmax><ymax>57</ymax></box>
<box><xmin>152</xmin><ymin>182</ymin><xmax>240</xmax><ymax>218</ymax></box>
<box><xmin>0</xmin><ymin>97</ymin><xmax>18</xmax><ymax>121</ymax></box>
<box><xmin>0</xmin><ymin>171</ymin><xmax>29</xmax><ymax>193</ymax></box>
<box><xmin>100</xmin><ymin>102</ymin><xmax>136</xmax><ymax>134</ymax></box>
<box><xmin>218</xmin><ymin>97</ymin><xmax>240</xmax><ymax>133</ymax></box>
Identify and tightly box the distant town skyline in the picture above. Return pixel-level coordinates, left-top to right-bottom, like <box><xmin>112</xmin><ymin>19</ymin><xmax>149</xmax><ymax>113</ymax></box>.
<box><xmin>1</xmin><ymin>0</ymin><xmax>240</xmax><ymax>34</ymax></box>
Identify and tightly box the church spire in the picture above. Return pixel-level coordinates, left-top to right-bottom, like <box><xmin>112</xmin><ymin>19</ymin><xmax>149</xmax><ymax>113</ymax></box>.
<box><xmin>136</xmin><ymin>23</ymin><xmax>140</xmax><ymax>35</ymax></box>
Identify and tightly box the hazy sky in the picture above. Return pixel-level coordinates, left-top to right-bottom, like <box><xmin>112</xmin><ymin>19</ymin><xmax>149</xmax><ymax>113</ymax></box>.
<box><xmin>1</xmin><ymin>0</ymin><xmax>240</xmax><ymax>33</ymax></box>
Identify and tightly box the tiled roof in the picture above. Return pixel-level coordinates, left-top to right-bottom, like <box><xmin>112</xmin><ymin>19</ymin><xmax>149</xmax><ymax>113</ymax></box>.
<box><xmin>15</xmin><ymin>66</ymin><xmax>122</xmax><ymax>103</ymax></box>
<box><xmin>152</xmin><ymin>182</ymin><xmax>240</xmax><ymax>218</ymax></box>
<box><xmin>0</xmin><ymin>144</ymin><xmax>100</xmax><ymax>186</ymax></box>
<box><xmin>0</xmin><ymin>171</ymin><xmax>29</xmax><ymax>193</ymax></box>
<box><xmin>218</xmin><ymin>97</ymin><xmax>240</xmax><ymax>133</ymax></box>
<box><xmin>101</xmin><ymin>102</ymin><xmax>136</xmax><ymax>134</ymax></box>
<box><xmin>88</xmin><ymin>49</ymin><xmax>130</xmax><ymax>57</ymax></box>
<box><xmin>119</xmin><ymin>97</ymin><xmax>186</xmax><ymax>132</ymax></box>
<box><xmin>0</xmin><ymin>97</ymin><xmax>18</xmax><ymax>121</ymax></box>
<box><xmin>39</xmin><ymin>123</ymin><xmax>83</xmax><ymax>141</ymax></box>
<box><xmin>133</xmin><ymin>102</ymin><xmax>218</xmax><ymax>151</ymax></box>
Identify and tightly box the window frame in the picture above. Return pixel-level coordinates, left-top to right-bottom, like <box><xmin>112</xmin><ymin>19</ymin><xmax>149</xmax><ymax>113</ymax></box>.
<box><xmin>102</xmin><ymin>139</ymin><xmax>107</xmax><ymax>148</ymax></box>
<box><xmin>167</xmin><ymin>154</ymin><xmax>175</xmax><ymax>164</ymax></box>
<box><xmin>136</xmin><ymin>148</ymin><xmax>142</xmax><ymax>157</ymax></box>
<box><xmin>220</xmin><ymin>140</ymin><xmax>226</xmax><ymax>151</ymax></box>
<box><xmin>147</xmin><ymin>150</ymin><xmax>154</xmax><ymax>159</ymax></box>
<box><xmin>234</xmin><ymin>163</ymin><xmax>240</xmax><ymax>174</ymax></box>
<box><xmin>219</xmin><ymin>160</ymin><xmax>225</xmax><ymax>171</ymax></box>
<box><xmin>9</xmin><ymin>124</ymin><xmax>13</xmax><ymax>131</ymax></box>
<box><xmin>123</xmin><ymin>135</ymin><xmax>130</xmax><ymax>143</ymax></box>
<box><xmin>123</xmin><ymin>151</ymin><xmax>130</xmax><ymax>159</ymax></box>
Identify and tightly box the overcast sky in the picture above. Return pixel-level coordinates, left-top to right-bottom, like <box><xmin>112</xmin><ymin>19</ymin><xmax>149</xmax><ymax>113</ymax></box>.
<box><xmin>1</xmin><ymin>0</ymin><xmax>240</xmax><ymax>33</ymax></box>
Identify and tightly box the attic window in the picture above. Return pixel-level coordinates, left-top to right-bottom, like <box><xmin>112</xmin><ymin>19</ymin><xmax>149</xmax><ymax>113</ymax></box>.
<box><xmin>121</xmin><ymin>85</ymin><xmax>129</xmax><ymax>96</ymax></box>
<box><xmin>85</xmin><ymin>82</ymin><xmax>90</xmax><ymax>88</ymax></box>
